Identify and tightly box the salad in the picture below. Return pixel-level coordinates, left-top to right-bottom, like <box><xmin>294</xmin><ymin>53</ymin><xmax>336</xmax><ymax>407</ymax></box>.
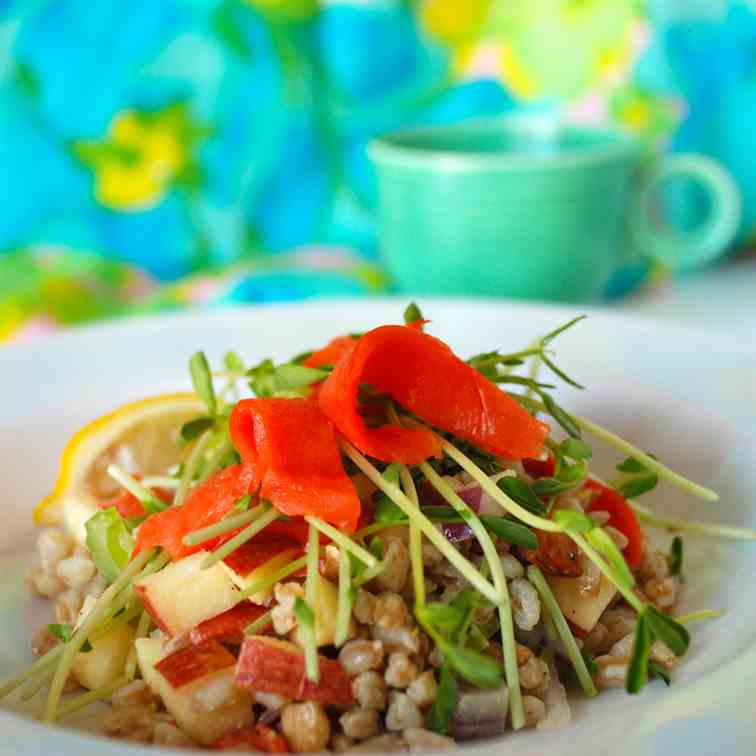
<box><xmin>2</xmin><ymin>304</ymin><xmax>751</xmax><ymax>752</ymax></box>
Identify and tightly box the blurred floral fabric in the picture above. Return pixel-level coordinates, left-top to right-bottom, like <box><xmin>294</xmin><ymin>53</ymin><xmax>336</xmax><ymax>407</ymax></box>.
<box><xmin>1</xmin><ymin>0</ymin><xmax>755</xmax><ymax>340</ymax></box>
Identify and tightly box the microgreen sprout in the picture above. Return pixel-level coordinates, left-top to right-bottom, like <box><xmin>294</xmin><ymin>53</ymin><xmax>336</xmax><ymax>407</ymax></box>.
<box><xmin>106</xmin><ymin>465</ymin><xmax>167</xmax><ymax>515</ymax></box>
<box><xmin>202</xmin><ymin>505</ymin><xmax>278</xmax><ymax>569</ymax></box>
<box><xmin>403</xmin><ymin>302</ymin><xmax>423</xmax><ymax>324</ymax></box>
<box><xmin>180</xmin><ymin>416</ymin><xmax>215</xmax><ymax>442</ymax></box>
<box><xmin>675</xmin><ymin>609</ymin><xmax>723</xmax><ymax>625</ymax></box>
<box><xmin>334</xmin><ymin>548</ymin><xmax>353</xmax><ymax>647</ymax></box>
<box><xmin>54</xmin><ymin>677</ymin><xmax>130</xmax><ymax>721</ymax></box>
<box><xmin>667</xmin><ymin>536</ymin><xmax>683</xmax><ymax>576</ymax></box>
<box><xmin>125</xmin><ymin>611</ymin><xmax>152</xmax><ymax>681</ymax></box>
<box><xmin>341</xmin><ymin>442</ymin><xmax>501</xmax><ymax>605</ymax></box>
<box><xmin>305</xmin><ymin>516</ymin><xmax>378</xmax><ymax>569</ymax></box>
<box><xmin>648</xmin><ymin>662</ymin><xmax>671</xmax><ymax>686</ymax></box>
<box><xmin>527</xmin><ymin>566</ymin><xmax>597</xmax><ymax>697</ymax></box>
<box><xmin>418</xmin><ymin>460</ymin><xmax>525</xmax><ymax>729</ymax></box>
<box><xmin>189</xmin><ymin>351</ymin><xmax>217</xmax><ymax>416</ymax></box>
<box><xmin>294</xmin><ymin>598</ymin><xmax>319</xmax><ymax>683</ymax></box>
<box><xmin>497</xmin><ymin>476</ymin><xmax>547</xmax><ymax>515</ymax></box>
<box><xmin>233</xmin><ymin>556</ymin><xmax>308</xmax><ymax>606</ymax></box>
<box><xmin>397</xmin><ymin>463</ymin><xmax>426</xmax><ymax>609</ymax></box>
<box><xmin>614</xmin><ymin>456</ymin><xmax>659</xmax><ymax>499</ymax></box>
<box><xmin>43</xmin><ymin>547</ymin><xmax>157</xmax><ymax>722</ymax></box>
<box><xmin>85</xmin><ymin>508</ymin><xmax>135</xmax><ymax>584</ymax></box>
<box><xmin>426</xmin><ymin>664</ymin><xmax>458</xmax><ymax>735</ymax></box>
<box><xmin>174</xmin><ymin>429</ymin><xmax>214</xmax><ymax>506</ymax></box>
<box><xmin>182</xmin><ymin>506</ymin><xmax>262</xmax><ymax>546</ymax></box>
<box><xmin>630</xmin><ymin>502</ymin><xmax>756</xmax><ymax>540</ymax></box>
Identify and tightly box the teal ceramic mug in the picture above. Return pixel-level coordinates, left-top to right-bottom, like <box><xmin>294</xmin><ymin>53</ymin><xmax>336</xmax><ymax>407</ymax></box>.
<box><xmin>368</xmin><ymin>117</ymin><xmax>741</xmax><ymax>302</ymax></box>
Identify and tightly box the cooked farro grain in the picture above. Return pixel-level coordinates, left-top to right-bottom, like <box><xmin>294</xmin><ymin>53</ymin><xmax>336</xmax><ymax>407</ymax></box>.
<box><xmin>281</xmin><ymin>702</ymin><xmax>331</xmax><ymax>753</ymax></box>
<box><xmin>385</xmin><ymin>692</ymin><xmax>424</xmax><ymax>732</ymax></box>
<box><xmin>339</xmin><ymin>640</ymin><xmax>384</xmax><ymax>675</ymax></box>
<box><xmin>339</xmin><ymin>707</ymin><xmax>381</xmax><ymax>740</ymax></box>
<box><xmin>352</xmin><ymin>671</ymin><xmax>388</xmax><ymax>711</ymax></box>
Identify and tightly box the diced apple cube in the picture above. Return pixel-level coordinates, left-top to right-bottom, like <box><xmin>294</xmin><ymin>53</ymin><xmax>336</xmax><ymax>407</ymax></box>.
<box><xmin>71</xmin><ymin>623</ymin><xmax>135</xmax><ymax>691</ymax></box>
<box><xmin>136</xmin><ymin>638</ymin><xmax>253</xmax><ymax>746</ymax></box>
<box><xmin>190</xmin><ymin>602</ymin><xmax>269</xmax><ymax>646</ymax></box>
<box><xmin>546</xmin><ymin>573</ymin><xmax>617</xmax><ymax>633</ymax></box>
<box><xmin>134</xmin><ymin>552</ymin><xmax>239</xmax><ymax>636</ymax></box>
<box><xmin>155</xmin><ymin>639</ymin><xmax>236</xmax><ymax>689</ymax></box>
<box><xmin>236</xmin><ymin>636</ymin><xmax>354</xmax><ymax>706</ymax></box>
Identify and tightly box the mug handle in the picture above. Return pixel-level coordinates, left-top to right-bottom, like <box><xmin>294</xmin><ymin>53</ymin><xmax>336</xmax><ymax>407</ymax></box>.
<box><xmin>630</xmin><ymin>154</ymin><xmax>741</xmax><ymax>271</ymax></box>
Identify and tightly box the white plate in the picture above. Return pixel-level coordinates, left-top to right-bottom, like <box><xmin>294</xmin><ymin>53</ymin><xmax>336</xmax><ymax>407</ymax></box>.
<box><xmin>1</xmin><ymin>298</ymin><xmax>755</xmax><ymax>756</ymax></box>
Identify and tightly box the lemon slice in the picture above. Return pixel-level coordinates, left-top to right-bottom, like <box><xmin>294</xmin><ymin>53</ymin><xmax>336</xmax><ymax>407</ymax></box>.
<box><xmin>36</xmin><ymin>393</ymin><xmax>205</xmax><ymax>544</ymax></box>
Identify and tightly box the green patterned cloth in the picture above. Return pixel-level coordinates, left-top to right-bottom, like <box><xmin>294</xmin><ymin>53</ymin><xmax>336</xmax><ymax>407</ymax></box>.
<box><xmin>2</xmin><ymin>1</ymin><xmax>755</xmax><ymax>340</ymax></box>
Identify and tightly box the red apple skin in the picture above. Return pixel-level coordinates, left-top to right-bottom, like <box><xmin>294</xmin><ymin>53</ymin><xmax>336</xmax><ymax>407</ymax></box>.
<box><xmin>236</xmin><ymin>636</ymin><xmax>354</xmax><ymax>707</ymax></box>
<box><xmin>190</xmin><ymin>603</ymin><xmax>269</xmax><ymax>646</ymax></box>
<box><xmin>222</xmin><ymin>536</ymin><xmax>303</xmax><ymax>577</ymax></box>
<box><xmin>212</xmin><ymin>724</ymin><xmax>289</xmax><ymax>752</ymax></box>
<box><xmin>155</xmin><ymin>639</ymin><xmax>236</xmax><ymax>689</ymax></box>
<box><xmin>134</xmin><ymin>583</ymin><xmax>173</xmax><ymax>635</ymax></box>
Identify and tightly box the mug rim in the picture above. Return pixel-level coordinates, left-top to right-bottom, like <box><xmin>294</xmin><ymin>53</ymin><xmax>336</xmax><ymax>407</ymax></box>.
<box><xmin>369</xmin><ymin>115</ymin><xmax>639</xmax><ymax>172</ymax></box>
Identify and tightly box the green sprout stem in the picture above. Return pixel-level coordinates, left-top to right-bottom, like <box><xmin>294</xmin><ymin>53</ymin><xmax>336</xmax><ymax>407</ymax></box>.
<box><xmin>527</xmin><ymin>565</ymin><xmax>597</xmax><ymax>697</ymax></box>
<box><xmin>334</xmin><ymin>547</ymin><xmax>353</xmax><ymax>648</ymax></box>
<box><xmin>55</xmin><ymin>676</ymin><xmax>129</xmax><ymax>721</ymax></box>
<box><xmin>0</xmin><ymin>560</ymin><xmax>156</xmax><ymax>704</ymax></box>
<box><xmin>183</xmin><ymin>506</ymin><xmax>262</xmax><ymax>546</ymax></box>
<box><xmin>202</xmin><ymin>507</ymin><xmax>278</xmax><ymax>568</ymax></box>
<box><xmin>305</xmin><ymin>524</ymin><xmax>319</xmax><ymax>608</ymax></box>
<box><xmin>353</xmin><ymin>560</ymin><xmax>387</xmax><ymax>587</ymax></box>
<box><xmin>439</xmin><ymin>438</ymin><xmax>560</xmax><ymax>533</ymax></box>
<box><xmin>175</xmin><ymin>430</ymin><xmax>213</xmax><ymax>506</ymax></box>
<box><xmin>439</xmin><ymin>434</ymin><xmax>647</xmax><ymax>622</ymax></box>
<box><xmin>43</xmin><ymin>547</ymin><xmax>156</xmax><ymax>722</ymax></box>
<box><xmin>20</xmin><ymin>666</ymin><xmax>54</xmax><ymax>701</ymax></box>
<box><xmin>301</xmin><ymin>525</ymin><xmax>321</xmax><ymax>683</ymax></box>
<box><xmin>0</xmin><ymin>645</ymin><xmax>64</xmax><ymax>700</ymax></box>
<box><xmin>341</xmin><ymin>441</ymin><xmax>501</xmax><ymax>605</ymax></box>
<box><xmin>196</xmin><ymin>438</ymin><xmax>233</xmax><ymax>486</ymax></box>
<box><xmin>576</xmin><ymin>415</ymin><xmax>718</xmax><ymax>502</ymax></box>
<box><xmin>106</xmin><ymin>465</ymin><xmax>165</xmax><ymax>512</ymax></box>
<box><xmin>518</xmin><ymin>397</ymin><xmax>718</xmax><ymax>503</ymax></box>
<box><xmin>139</xmin><ymin>476</ymin><xmax>181</xmax><ymax>489</ymax></box>
<box><xmin>631</xmin><ymin>502</ymin><xmax>756</xmax><ymax>540</ymax></box>
<box><xmin>125</xmin><ymin>611</ymin><xmax>152</xmax><ymax>681</ymax></box>
<box><xmin>421</xmin><ymin>462</ymin><xmax>525</xmax><ymax>730</ymax></box>
<box><xmin>569</xmin><ymin>531</ymin><xmax>645</xmax><ymax>614</ymax></box>
<box><xmin>398</xmin><ymin>464</ymin><xmax>425</xmax><ymax>608</ymax></box>
<box><xmin>525</xmin><ymin>338</ymin><xmax>543</xmax><ymax>401</ymax></box>
<box><xmin>305</xmin><ymin>516</ymin><xmax>377</xmax><ymax>569</ymax></box>
<box><xmin>233</xmin><ymin>556</ymin><xmax>308</xmax><ymax>606</ymax></box>
<box><xmin>676</xmin><ymin>609</ymin><xmax>723</xmax><ymax>625</ymax></box>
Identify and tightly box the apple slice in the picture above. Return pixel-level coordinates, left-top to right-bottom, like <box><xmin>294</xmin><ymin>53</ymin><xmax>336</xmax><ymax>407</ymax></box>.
<box><xmin>190</xmin><ymin>602</ymin><xmax>269</xmax><ymax>646</ymax></box>
<box><xmin>236</xmin><ymin>635</ymin><xmax>354</xmax><ymax>706</ymax></box>
<box><xmin>136</xmin><ymin>638</ymin><xmax>253</xmax><ymax>746</ymax></box>
<box><xmin>72</xmin><ymin>623</ymin><xmax>135</xmax><ymax>691</ymax></box>
<box><xmin>134</xmin><ymin>551</ymin><xmax>239</xmax><ymax>636</ymax></box>
<box><xmin>546</xmin><ymin>573</ymin><xmax>617</xmax><ymax>634</ymax></box>
<box><xmin>213</xmin><ymin>724</ymin><xmax>289</xmax><ymax>752</ymax></box>
<box><xmin>221</xmin><ymin>537</ymin><xmax>303</xmax><ymax>604</ymax></box>
<box><xmin>155</xmin><ymin>639</ymin><xmax>236</xmax><ymax>689</ymax></box>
